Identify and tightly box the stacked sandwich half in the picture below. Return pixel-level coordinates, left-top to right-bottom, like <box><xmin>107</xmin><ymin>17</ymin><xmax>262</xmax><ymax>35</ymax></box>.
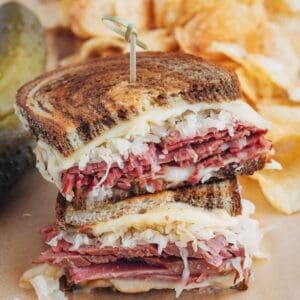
<box><xmin>16</xmin><ymin>52</ymin><xmax>273</xmax><ymax>297</ymax></box>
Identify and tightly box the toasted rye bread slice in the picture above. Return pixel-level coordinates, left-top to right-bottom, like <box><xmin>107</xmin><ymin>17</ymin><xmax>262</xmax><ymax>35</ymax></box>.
<box><xmin>71</xmin><ymin>155</ymin><xmax>266</xmax><ymax>211</ymax></box>
<box><xmin>16</xmin><ymin>52</ymin><xmax>240</xmax><ymax>156</ymax></box>
<box><xmin>56</xmin><ymin>178</ymin><xmax>241</xmax><ymax>228</ymax></box>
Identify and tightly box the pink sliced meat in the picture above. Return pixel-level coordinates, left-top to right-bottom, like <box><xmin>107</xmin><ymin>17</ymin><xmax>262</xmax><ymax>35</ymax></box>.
<box><xmin>37</xmin><ymin>250</ymin><xmax>229</xmax><ymax>276</ymax></box>
<box><xmin>61</xmin><ymin>173</ymin><xmax>76</xmax><ymax>194</ymax></box>
<box><xmin>39</xmin><ymin>228</ymin><xmax>248</xmax><ymax>287</ymax></box>
<box><xmin>75</xmin><ymin>244</ymin><xmax>159</xmax><ymax>257</ymax></box>
<box><xmin>69</xmin><ymin>262</ymin><xmax>173</xmax><ymax>283</ymax></box>
<box><xmin>143</xmin><ymin>257</ymin><xmax>227</xmax><ymax>275</ymax></box>
<box><xmin>41</xmin><ymin>228</ymin><xmax>232</xmax><ymax>266</ymax></box>
<box><xmin>36</xmin><ymin>250</ymin><xmax>119</xmax><ymax>267</ymax></box>
<box><xmin>61</xmin><ymin>123</ymin><xmax>271</xmax><ymax>199</ymax></box>
<box><xmin>68</xmin><ymin>260</ymin><xmax>234</xmax><ymax>284</ymax></box>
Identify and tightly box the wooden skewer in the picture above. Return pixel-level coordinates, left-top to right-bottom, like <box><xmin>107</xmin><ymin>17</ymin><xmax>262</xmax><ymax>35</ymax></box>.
<box><xmin>102</xmin><ymin>15</ymin><xmax>147</xmax><ymax>83</ymax></box>
<box><xmin>130</xmin><ymin>32</ymin><xmax>137</xmax><ymax>83</ymax></box>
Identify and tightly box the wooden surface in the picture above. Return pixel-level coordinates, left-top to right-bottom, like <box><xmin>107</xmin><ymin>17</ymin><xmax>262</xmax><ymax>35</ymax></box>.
<box><xmin>1</xmin><ymin>170</ymin><xmax>299</xmax><ymax>300</ymax></box>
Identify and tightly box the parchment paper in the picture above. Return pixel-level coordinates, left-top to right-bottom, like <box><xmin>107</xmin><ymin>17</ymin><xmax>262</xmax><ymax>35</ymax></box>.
<box><xmin>1</xmin><ymin>170</ymin><xmax>299</xmax><ymax>300</ymax></box>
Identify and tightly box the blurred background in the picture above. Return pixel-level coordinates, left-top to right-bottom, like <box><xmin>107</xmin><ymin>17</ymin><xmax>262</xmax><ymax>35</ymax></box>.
<box><xmin>0</xmin><ymin>0</ymin><xmax>300</xmax><ymax>214</ymax></box>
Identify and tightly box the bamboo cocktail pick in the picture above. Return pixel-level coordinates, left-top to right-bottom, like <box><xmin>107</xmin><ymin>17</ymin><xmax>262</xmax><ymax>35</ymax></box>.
<box><xmin>102</xmin><ymin>15</ymin><xmax>148</xmax><ymax>83</ymax></box>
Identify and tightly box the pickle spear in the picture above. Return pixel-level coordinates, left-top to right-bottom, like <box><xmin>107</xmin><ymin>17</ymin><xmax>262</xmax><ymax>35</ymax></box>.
<box><xmin>0</xmin><ymin>2</ymin><xmax>46</xmax><ymax>197</ymax></box>
<box><xmin>0</xmin><ymin>114</ymin><xmax>35</xmax><ymax>196</ymax></box>
<box><xmin>0</xmin><ymin>1</ymin><xmax>46</xmax><ymax>117</ymax></box>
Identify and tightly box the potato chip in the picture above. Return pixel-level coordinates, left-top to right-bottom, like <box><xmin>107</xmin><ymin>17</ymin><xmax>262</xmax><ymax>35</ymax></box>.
<box><xmin>175</xmin><ymin>0</ymin><xmax>267</xmax><ymax>54</ymax></box>
<box><xmin>251</xmin><ymin>23</ymin><xmax>300</xmax><ymax>100</ymax></box>
<box><xmin>153</xmin><ymin>0</ymin><xmax>182</xmax><ymax>28</ymax></box>
<box><xmin>59</xmin><ymin>36</ymin><xmax>125</xmax><ymax>65</ymax></box>
<box><xmin>207</xmin><ymin>36</ymin><xmax>300</xmax><ymax>102</ymax></box>
<box><xmin>281</xmin><ymin>17</ymin><xmax>300</xmax><ymax>57</ymax></box>
<box><xmin>252</xmin><ymin>138</ymin><xmax>300</xmax><ymax>214</ymax></box>
<box><xmin>173</xmin><ymin>0</ymin><xmax>299</xmax><ymax>103</ymax></box>
<box><xmin>174</xmin><ymin>26</ymin><xmax>191</xmax><ymax>54</ymax></box>
<box><xmin>207</xmin><ymin>41</ymin><xmax>286</xmax><ymax>102</ymax></box>
<box><xmin>235</xmin><ymin>67</ymin><xmax>258</xmax><ymax>104</ymax></box>
<box><xmin>79</xmin><ymin>36</ymin><xmax>125</xmax><ymax>58</ymax></box>
<box><xmin>208</xmin><ymin>42</ymin><xmax>246</xmax><ymax>64</ymax></box>
<box><xmin>177</xmin><ymin>1</ymin><xmax>215</xmax><ymax>26</ymax></box>
<box><xmin>68</xmin><ymin>0</ymin><xmax>152</xmax><ymax>39</ymax></box>
<box><xmin>114</xmin><ymin>0</ymin><xmax>152</xmax><ymax>31</ymax></box>
<box><xmin>289</xmin><ymin>86</ymin><xmax>300</xmax><ymax>101</ymax></box>
<box><xmin>127</xmin><ymin>29</ymin><xmax>178</xmax><ymax>52</ymax></box>
<box><xmin>265</xmin><ymin>17</ymin><xmax>300</xmax><ymax>101</ymax></box>
<box><xmin>257</xmin><ymin>103</ymin><xmax>300</xmax><ymax>143</ymax></box>
<box><xmin>68</xmin><ymin>0</ymin><xmax>114</xmax><ymax>39</ymax></box>
<box><xmin>265</xmin><ymin>0</ymin><xmax>300</xmax><ymax>16</ymax></box>
<box><xmin>251</xmin><ymin>104</ymin><xmax>300</xmax><ymax>214</ymax></box>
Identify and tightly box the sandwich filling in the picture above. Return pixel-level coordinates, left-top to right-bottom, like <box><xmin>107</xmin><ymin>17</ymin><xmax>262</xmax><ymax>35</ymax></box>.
<box><xmin>34</xmin><ymin>100</ymin><xmax>272</xmax><ymax>203</ymax></box>
<box><xmin>36</xmin><ymin>200</ymin><xmax>262</xmax><ymax>295</ymax></box>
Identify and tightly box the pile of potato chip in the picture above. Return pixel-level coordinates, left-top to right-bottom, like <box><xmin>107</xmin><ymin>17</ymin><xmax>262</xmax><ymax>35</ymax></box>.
<box><xmin>30</xmin><ymin>0</ymin><xmax>300</xmax><ymax>214</ymax></box>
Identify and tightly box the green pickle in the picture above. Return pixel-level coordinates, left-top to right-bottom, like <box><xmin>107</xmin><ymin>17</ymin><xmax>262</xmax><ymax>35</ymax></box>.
<box><xmin>0</xmin><ymin>114</ymin><xmax>34</xmax><ymax>196</ymax></box>
<box><xmin>0</xmin><ymin>2</ymin><xmax>46</xmax><ymax>197</ymax></box>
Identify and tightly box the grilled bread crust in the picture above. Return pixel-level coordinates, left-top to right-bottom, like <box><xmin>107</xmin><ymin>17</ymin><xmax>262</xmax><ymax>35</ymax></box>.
<box><xmin>69</xmin><ymin>155</ymin><xmax>266</xmax><ymax>211</ymax></box>
<box><xmin>16</xmin><ymin>52</ymin><xmax>240</xmax><ymax>156</ymax></box>
<box><xmin>56</xmin><ymin>178</ymin><xmax>241</xmax><ymax>228</ymax></box>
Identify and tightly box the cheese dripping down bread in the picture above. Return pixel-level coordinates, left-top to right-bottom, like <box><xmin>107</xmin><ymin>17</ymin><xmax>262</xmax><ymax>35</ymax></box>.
<box><xmin>15</xmin><ymin>52</ymin><xmax>273</xmax><ymax>207</ymax></box>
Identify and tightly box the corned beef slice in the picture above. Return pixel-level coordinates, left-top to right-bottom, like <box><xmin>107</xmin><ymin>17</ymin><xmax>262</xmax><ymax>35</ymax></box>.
<box><xmin>38</xmin><ymin>231</ymin><xmax>248</xmax><ymax>285</ymax></box>
<box><xmin>62</xmin><ymin>124</ymin><xmax>271</xmax><ymax>196</ymax></box>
